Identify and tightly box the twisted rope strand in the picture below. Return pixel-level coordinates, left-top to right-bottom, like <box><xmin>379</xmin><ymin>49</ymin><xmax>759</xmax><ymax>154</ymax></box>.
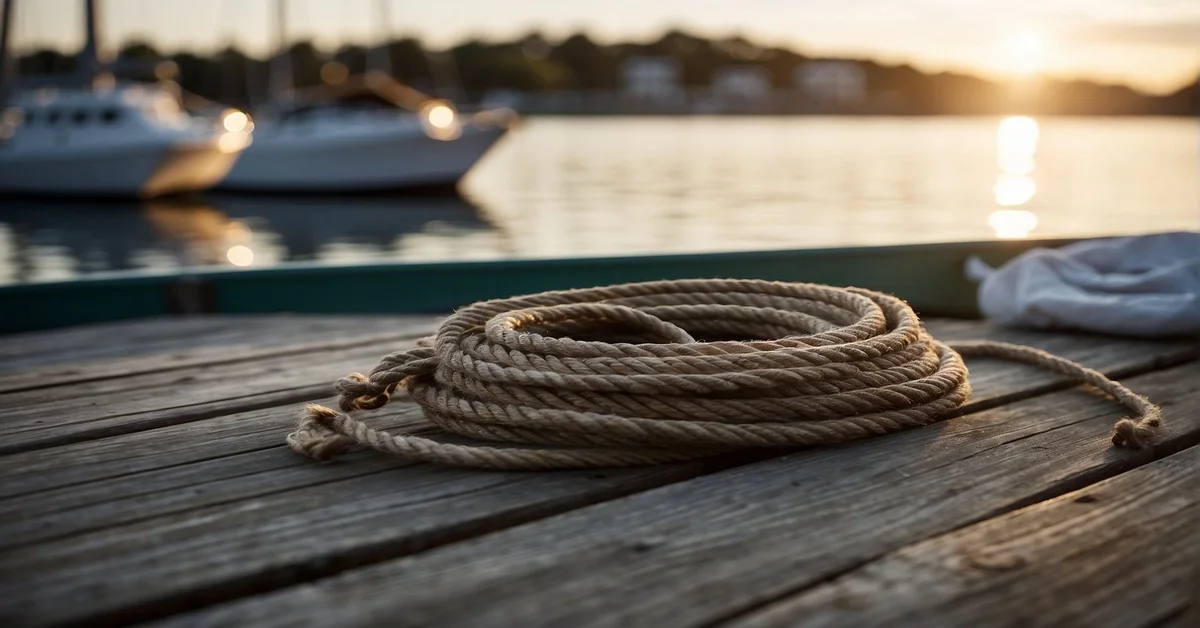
<box><xmin>287</xmin><ymin>279</ymin><xmax>1162</xmax><ymax>470</ymax></box>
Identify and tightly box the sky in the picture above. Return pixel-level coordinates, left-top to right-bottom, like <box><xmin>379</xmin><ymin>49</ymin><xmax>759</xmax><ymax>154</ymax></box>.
<box><xmin>8</xmin><ymin>0</ymin><xmax>1200</xmax><ymax>94</ymax></box>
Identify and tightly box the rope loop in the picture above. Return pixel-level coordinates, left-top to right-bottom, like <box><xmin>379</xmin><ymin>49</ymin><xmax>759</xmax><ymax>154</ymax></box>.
<box><xmin>287</xmin><ymin>279</ymin><xmax>1162</xmax><ymax>469</ymax></box>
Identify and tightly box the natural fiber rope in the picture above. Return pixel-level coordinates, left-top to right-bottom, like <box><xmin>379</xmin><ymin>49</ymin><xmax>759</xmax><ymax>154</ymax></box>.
<box><xmin>287</xmin><ymin>279</ymin><xmax>1162</xmax><ymax>469</ymax></box>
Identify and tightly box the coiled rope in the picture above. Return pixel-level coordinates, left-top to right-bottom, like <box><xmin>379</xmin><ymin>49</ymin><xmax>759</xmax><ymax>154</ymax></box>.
<box><xmin>288</xmin><ymin>279</ymin><xmax>1161</xmax><ymax>469</ymax></box>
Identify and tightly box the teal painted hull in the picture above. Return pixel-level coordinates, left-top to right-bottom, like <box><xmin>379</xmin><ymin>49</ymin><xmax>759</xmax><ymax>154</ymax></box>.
<box><xmin>0</xmin><ymin>238</ymin><xmax>1079</xmax><ymax>334</ymax></box>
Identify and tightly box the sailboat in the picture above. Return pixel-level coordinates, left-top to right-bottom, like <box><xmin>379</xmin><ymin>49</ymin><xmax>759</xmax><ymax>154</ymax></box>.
<box><xmin>215</xmin><ymin>0</ymin><xmax>516</xmax><ymax>193</ymax></box>
<box><xmin>0</xmin><ymin>0</ymin><xmax>253</xmax><ymax>198</ymax></box>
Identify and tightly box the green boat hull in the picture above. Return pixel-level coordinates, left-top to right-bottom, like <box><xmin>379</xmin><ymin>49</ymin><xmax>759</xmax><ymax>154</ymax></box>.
<box><xmin>0</xmin><ymin>238</ymin><xmax>1079</xmax><ymax>334</ymax></box>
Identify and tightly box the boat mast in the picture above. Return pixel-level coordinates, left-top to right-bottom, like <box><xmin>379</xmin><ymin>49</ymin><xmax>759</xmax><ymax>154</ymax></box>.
<box><xmin>79</xmin><ymin>0</ymin><xmax>112</xmax><ymax>86</ymax></box>
<box><xmin>267</xmin><ymin>0</ymin><xmax>292</xmax><ymax>98</ymax></box>
<box><xmin>0</xmin><ymin>0</ymin><xmax>16</xmax><ymax>105</ymax></box>
<box><xmin>368</xmin><ymin>0</ymin><xmax>392</xmax><ymax>78</ymax></box>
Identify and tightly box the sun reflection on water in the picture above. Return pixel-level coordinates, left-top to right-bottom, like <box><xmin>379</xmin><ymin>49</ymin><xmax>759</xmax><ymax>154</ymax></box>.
<box><xmin>989</xmin><ymin>209</ymin><xmax>1039</xmax><ymax>239</ymax></box>
<box><xmin>990</xmin><ymin>116</ymin><xmax>1040</xmax><ymax>238</ymax></box>
<box><xmin>994</xmin><ymin>174</ymin><xmax>1037</xmax><ymax>207</ymax></box>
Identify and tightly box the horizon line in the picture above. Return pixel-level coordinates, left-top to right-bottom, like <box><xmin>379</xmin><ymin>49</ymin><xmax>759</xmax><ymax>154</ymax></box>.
<box><xmin>11</xmin><ymin>30</ymin><xmax>1199</xmax><ymax>98</ymax></box>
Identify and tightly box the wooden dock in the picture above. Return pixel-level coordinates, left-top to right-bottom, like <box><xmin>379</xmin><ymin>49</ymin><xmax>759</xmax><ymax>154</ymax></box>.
<box><xmin>0</xmin><ymin>314</ymin><xmax>1196</xmax><ymax>627</ymax></box>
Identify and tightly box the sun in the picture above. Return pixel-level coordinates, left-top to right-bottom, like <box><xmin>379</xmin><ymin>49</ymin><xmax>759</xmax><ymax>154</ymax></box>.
<box><xmin>1004</xmin><ymin>30</ymin><xmax>1049</xmax><ymax>75</ymax></box>
<box><xmin>1008</xmin><ymin>31</ymin><xmax>1045</xmax><ymax>58</ymax></box>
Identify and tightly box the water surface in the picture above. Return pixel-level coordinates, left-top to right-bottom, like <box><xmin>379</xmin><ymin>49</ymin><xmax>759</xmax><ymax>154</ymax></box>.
<box><xmin>0</xmin><ymin>116</ymin><xmax>1195</xmax><ymax>285</ymax></box>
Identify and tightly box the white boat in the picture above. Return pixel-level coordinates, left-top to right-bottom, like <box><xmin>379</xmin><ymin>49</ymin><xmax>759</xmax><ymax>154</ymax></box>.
<box><xmin>216</xmin><ymin>0</ymin><xmax>515</xmax><ymax>193</ymax></box>
<box><xmin>0</xmin><ymin>85</ymin><xmax>252</xmax><ymax>198</ymax></box>
<box><xmin>0</xmin><ymin>0</ymin><xmax>252</xmax><ymax>199</ymax></box>
<box><xmin>217</xmin><ymin>75</ymin><xmax>513</xmax><ymax>193</ymax></box>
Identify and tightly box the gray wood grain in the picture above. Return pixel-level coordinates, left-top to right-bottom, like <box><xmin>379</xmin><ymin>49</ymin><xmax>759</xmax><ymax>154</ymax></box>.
<box><xmin>0</xmin><ymin>342</ymin><xmax>426</xmax><ymax>455</ymax></box>
<box><xmin>0</xmin><ymin>323</ymin><xmax>1186</xmax><ymax>546</ymax></box>
<box><xmin>0</xmin><ymin>321</ymin><xmax>1192</xmax><ymax>626</ymax></box>
<box><xmin>1</xmin><ymin>320</ymin><xmax>1191</xmax><ymax>458</ymax></box>
<box><xmin>731</xmin><ymin>446</ymin><xmax>1199</xmax><ymax>628</ymax></box>
<box><xmin>0</xmin><ymin>455</ymin><xmax>722</xmax><ymax>627</ymax></box>
<box><xmin>0</xmin><ymin>317</ymin><xmax>233</xmax><ymax>368</ymax></box>
<box><xmin>0</xmin><ymin>314</ymin><xmax>440</xmax><ymax>393</ymax></box>
<box><xmin>0</xmin><ymin>404</ymin><xmax>435</xmax><ymax>547</ymax></box>
<box><xmin>0</xmin><ymin>401</ymin><xmax>424</xmax><ymax>499</ymax></box>
<box><xmin>154</xmin><ymin>362</ymin><xmax>1200</xmax><ymax>628</ymax></box>
<box><xmin>1154</xmin><ymin>602</ymin><xmax>1200</xmax><ymax>628</ymax></box>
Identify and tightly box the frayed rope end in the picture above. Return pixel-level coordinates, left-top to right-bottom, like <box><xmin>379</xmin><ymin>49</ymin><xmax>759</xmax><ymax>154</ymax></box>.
<box><xmin>1110</xmin><ymin>409</ymin><xmax>1163</xmax><ymax>449</ymax></box>
<box><xmin>287</xmin><ymin>404</ymin><xmax>355</xmax><ymax>462</ymax></box>
<box><xmin>335</xmin><ymin>372</ymin><xmax>395</xmax><ymax>412</ymax></box>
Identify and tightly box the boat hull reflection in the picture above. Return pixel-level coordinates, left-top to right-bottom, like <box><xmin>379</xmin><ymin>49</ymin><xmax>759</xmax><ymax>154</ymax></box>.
<box><xmin>0</xmin><ymin>194</ymin><xmax>499</xmax><ymax>284</ymax></box>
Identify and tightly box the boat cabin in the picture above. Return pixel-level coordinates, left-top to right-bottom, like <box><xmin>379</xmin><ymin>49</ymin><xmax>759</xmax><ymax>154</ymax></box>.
<box><xmin>0</xmin><ymin>85</ymin><xmax>191</xmax><ymax>149</ymax></box>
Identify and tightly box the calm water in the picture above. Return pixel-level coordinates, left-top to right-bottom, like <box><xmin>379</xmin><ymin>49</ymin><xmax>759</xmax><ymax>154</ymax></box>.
<box><xmin>1</xmin><ymin>116</ymin><xmax>1196</xmax><ymax>285</ymax></box>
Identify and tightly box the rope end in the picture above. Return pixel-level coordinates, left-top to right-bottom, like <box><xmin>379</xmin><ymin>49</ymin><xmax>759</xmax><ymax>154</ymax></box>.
<box><xmin>1110</xmin><ymin>409</ymin><xmax>1163</xmax><ymax>449</ymax></box>
<box><xmin>336</xmin><ymin>372</ymin><xmax>396</xmax><ymax>412</ymax></box>
<box><xmin>287</xmin><ymin>404</ymin><xmax>355</xmax><ymax>462</ymax></box>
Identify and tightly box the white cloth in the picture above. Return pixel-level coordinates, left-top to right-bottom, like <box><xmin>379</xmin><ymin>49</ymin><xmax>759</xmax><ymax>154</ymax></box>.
<box><xmin>965</xmin><ymin>231</ymin><xmax>1200</xmax><ymax>337</ymax></box>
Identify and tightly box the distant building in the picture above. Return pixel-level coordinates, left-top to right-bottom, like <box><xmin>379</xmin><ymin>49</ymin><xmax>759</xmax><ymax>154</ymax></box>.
<box><xmin>795</xmin><ymin>61</ymin><xmax>867</xmax><ymax>108</ymax></box>
<box><xmin>712</xmin><ymin>66</ymin><xmax>771</xmax><ymax>106</ymax></box>
<box><xmin>620</xmin><ymin>57</ymin><xmax>684</xmax><ymax>104</ymax></box>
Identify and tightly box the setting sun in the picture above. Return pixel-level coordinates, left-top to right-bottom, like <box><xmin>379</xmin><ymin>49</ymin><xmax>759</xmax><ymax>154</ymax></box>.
<box><xmin>1008</xmin><ymin>31</ymin><xmax>1044</xmax><ymax>58</ymax></box>
<box><xmin>1004</xmin><ymin>30</ymin><xmax>1051</xmax><ymax>75</ymax></box>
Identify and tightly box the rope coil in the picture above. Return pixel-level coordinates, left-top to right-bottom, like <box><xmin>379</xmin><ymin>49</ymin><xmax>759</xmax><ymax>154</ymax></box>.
<box><xmin>287</xmin><ymin>279</ymin><xmax>1162</xmax><ymax>469</ymax></box>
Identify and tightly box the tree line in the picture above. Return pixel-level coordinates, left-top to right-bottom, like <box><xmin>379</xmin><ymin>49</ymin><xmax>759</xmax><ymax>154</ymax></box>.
<box><xmin>14</xmin><ymin>29</ymin><xmax>1198</xmax><ymax>115</ymax></box>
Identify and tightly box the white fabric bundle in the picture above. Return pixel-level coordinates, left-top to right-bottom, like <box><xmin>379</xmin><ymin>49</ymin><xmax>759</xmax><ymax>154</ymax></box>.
<box><xmin>966</xmin><ymin>231</ymin><xmax>1200</xmax><ymax>337</ymax></box>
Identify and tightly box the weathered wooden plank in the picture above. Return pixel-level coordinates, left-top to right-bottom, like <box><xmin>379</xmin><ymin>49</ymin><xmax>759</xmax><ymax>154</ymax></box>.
<box><xmin>0</xmin><ymin>314</ymin><xmax>431</xmax><ymax>365</ymax></box>
<box><xmin>0</xmin><ymin>322</ymin><xmax>1122</xmax><ymax>477</ymax></box>
<box><xmin>0</xmin><ymin>401</ymin><xmax>415</xmax><ymax>501</ymax></box>
<box><xmin>0</xmin><ymin>342</ymin><xmax>434</xmax><ymax>455</ymax></box>
<box><xmin>0</xmin><ymin>454</ymin><xmax>725</xmax><ymax>627</ymax></box>
<box><xmin>0</xmin><ymin>366</ymin><xmax>1196</xmax><ymax>628</ymax></box>
<box><xmin>0</xmin><ymin>316</ymin><xmax>232</xmax><ymax>367</ymax></box>
<box><xmin>729</xmin><ymin>447</ymin><xmax>1199</xmax><ymax>628</ymax></box>
<box><xmin>0</xmin><ymin>404</ymin><xmax>433</xmax><ymax>545</ymax></box>
<box><xmin>0</xmin><ymin>323</ymin><xmax>1189</xmax><ymax>546</ymax></box>
<box><xmin>0</xmin><ymin>321</ymin><xmax>1185</xmax><ymax>624</ymax></box>
<box><xmin>1155</xmin><ymin>602</ymin><xmax>1200</xmax><ymax>628</ymax></box>
<box><xmin>152</xmin><ymin>362</ymin><xmax>1200</xmax><ymax>628</ymax></box>
<box><xmin>1</xmin><ymin>319</ymin><xmax>1192</xmax><ymax>456</ymax></box>
<box><xmin>0</xmin><ymin>314</ymin><xmax>440</xmax><ymax>393</ymax></box>
<box><xmin>0</xmin><ymin>322</ymin><xmax>433</xmax><ymax>412</ymax></box>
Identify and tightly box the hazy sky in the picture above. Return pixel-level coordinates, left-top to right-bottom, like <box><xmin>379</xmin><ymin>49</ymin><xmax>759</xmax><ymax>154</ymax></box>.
<box><xmin>8</xmin><ymin>0</ymin><xmax>1200</xmax><ymax>93</ymax></box>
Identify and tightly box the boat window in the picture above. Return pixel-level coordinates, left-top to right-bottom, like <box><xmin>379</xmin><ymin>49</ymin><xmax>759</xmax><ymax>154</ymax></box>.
<box><xmin>101</xmin><ymin>109</ymin><xmax>121</xmax><ymax>124</ymax></box>
<box><xmin>22</xmin><ymin>111</ymin><xmax>36</xmax><ymax>125</ymax></box>
<box><xmin>72</xmin><ymin>110</ymin><xmax>89</xmax><ymax>125</ymax></box>
<box><xmin>46</xmin><ymin>110</ymin><xmax>62</xmax><ymax>125</ymax></box>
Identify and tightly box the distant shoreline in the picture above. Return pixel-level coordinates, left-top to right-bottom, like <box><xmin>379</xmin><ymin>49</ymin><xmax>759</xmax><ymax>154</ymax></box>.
<box><xmin>498</xmin><ymin>110</ymin><xmax>1197</xmax><ymax>118</ymax></box>
<box><xmin>12</xmin><ymin>27</ymin><xmax>1197</xmax><ymax>118</ymax></box>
